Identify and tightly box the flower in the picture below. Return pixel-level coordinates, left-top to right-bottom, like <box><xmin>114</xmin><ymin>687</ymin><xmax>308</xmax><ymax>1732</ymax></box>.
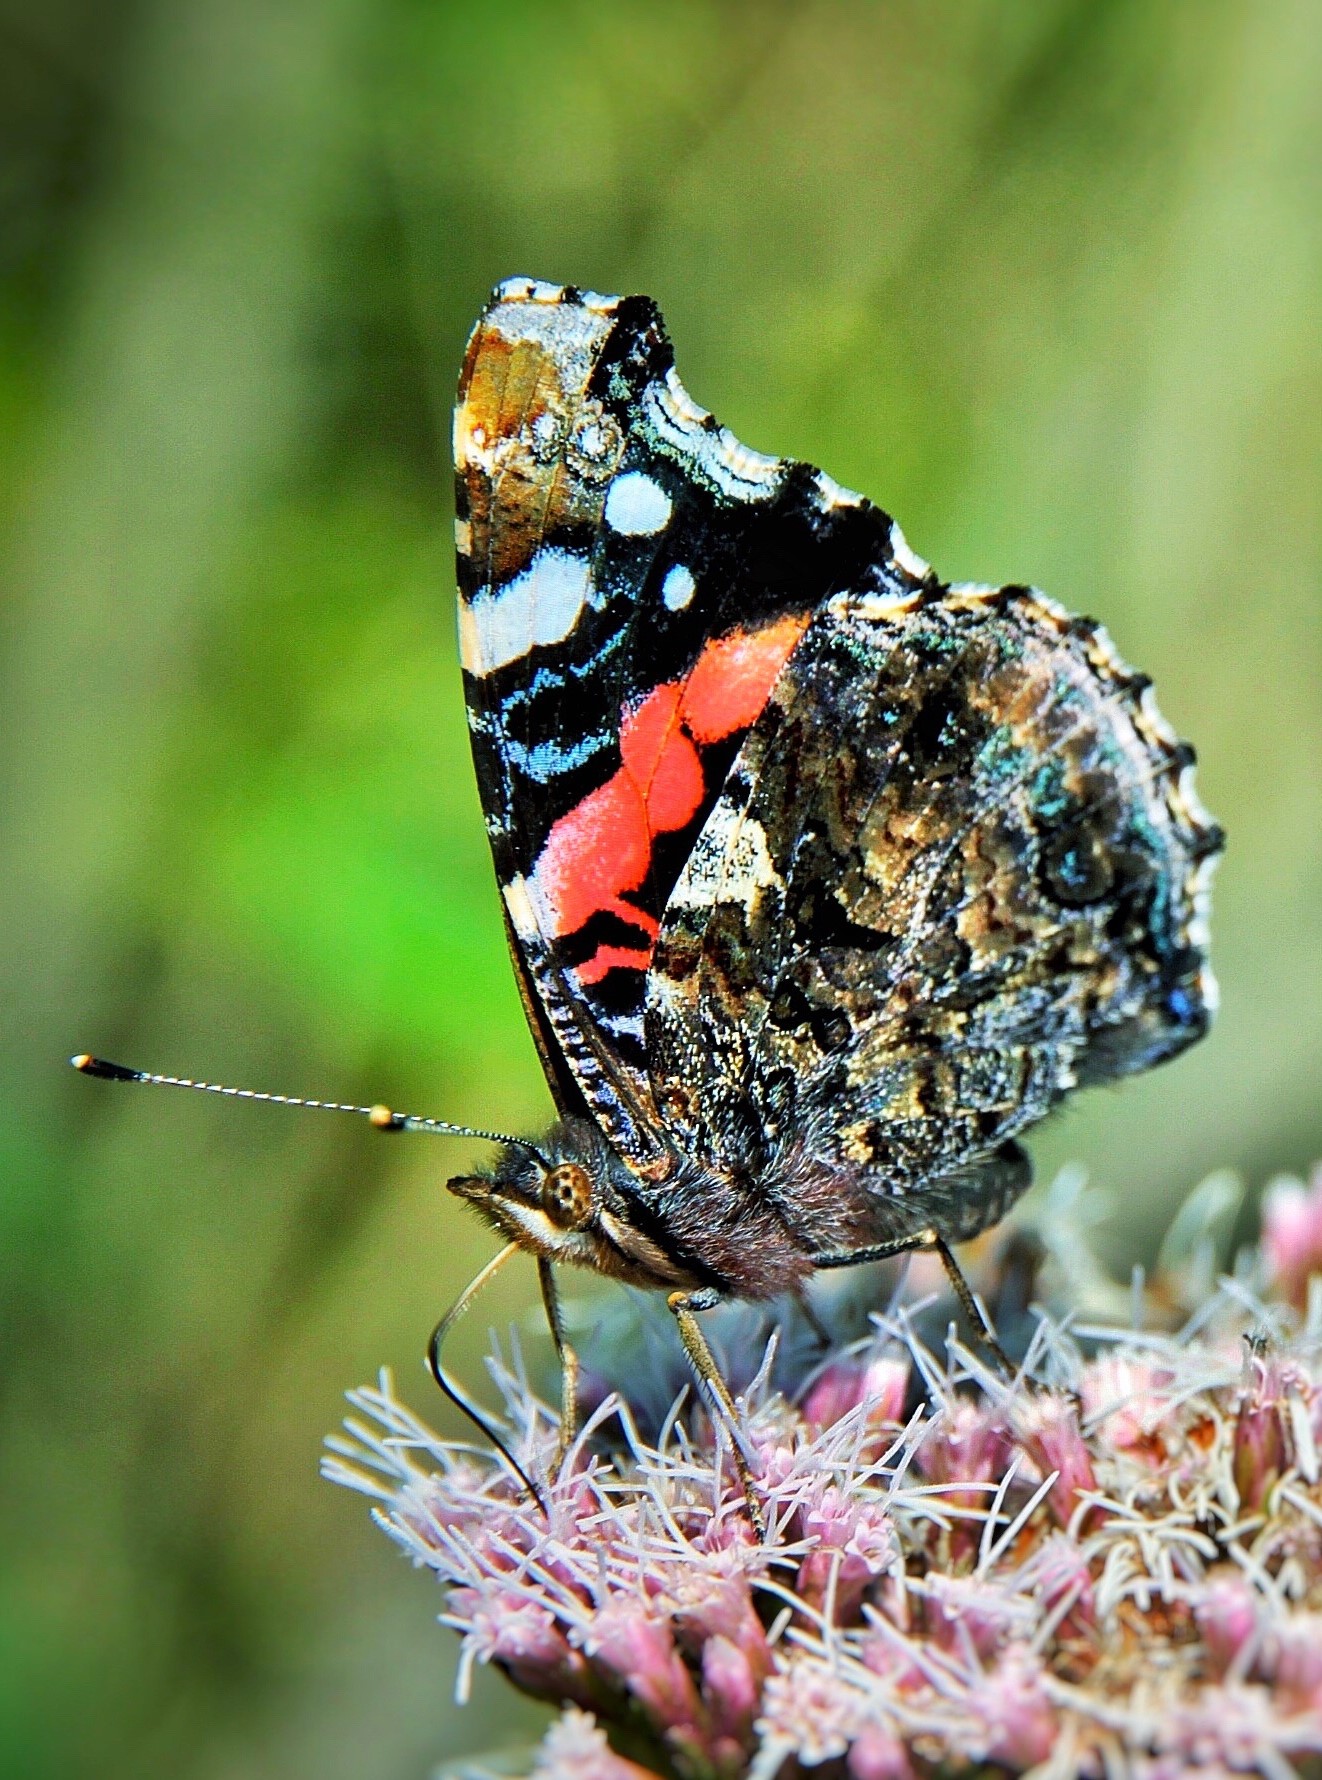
<box><xmin>529</xmin><ymin>1705</ymin><xmax>659</xmax><ymax>1780</ymax></box>
<box><xmin>325</xmin><ymin>1168</ymin><xmax>1322</xmax><ymax>1779</ymax></box>
<box><xmin>1262</xmin><ymin>1166</ymin><xmax>1322</xmax><ymax>1312</ymax></box>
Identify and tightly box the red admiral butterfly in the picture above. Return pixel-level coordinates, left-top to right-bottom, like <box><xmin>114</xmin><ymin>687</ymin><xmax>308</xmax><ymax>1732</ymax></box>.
<box><xmin>76</xmin><ymin>277</ymin><xmax>1222</xmax><ymax>1528</ymax></box>
<box><xmin>447</xmin><ymin>276</ymin><xmax>1220</xmax><ymax>1513</ymax></box>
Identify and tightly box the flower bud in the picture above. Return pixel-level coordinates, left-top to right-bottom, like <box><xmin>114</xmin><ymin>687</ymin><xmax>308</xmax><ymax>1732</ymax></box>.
<box><xmin>456</xmin><ymin>1589</ymin><xmax>594</xmax><ymax>1706</ymax></box>
<box><xmin>1270</xmin><ymin>1613</ymin><xmax>1322</xmax><ymax>1709</ymax></box>
<box><xmin>531</xmin><ymin>1706</ymin><xmax>664</xmax><ymax>1780</ymax></box>
<box><xmin>1232</xmin><ymin>1355</ymin><xmax>1290</xmax><ymax>1511</ymax></box>
<box><xmin>921</xmin><ymin>1572</ymin><xmax>1033</xmax><ymax>1661</ymax></box>
<box><xmin>848</xmin><ymin>1723</ymin><xmax>914</xmax><ymax>1780</ymax></box>
<box><xmin>801</xmin><ymin>1355</ymin><xmax>909</xmax><ymax>1435</ymax></box>
<box><xmin>971</xmin><ymin>1646</ymin><xmax>1058</xmax><ymax>1770</ymax></box>
<box><xmin>1261</xmin><ymin>1169</ymin><xmax>1322</xmax><ymax>1311</ymax></box>
<box><xmin>580</xmin><ymin>1598</ymin><xmax>704</xmax><ymax>1744</ymax></box>
<box><xmin>701</xmin><ymin>1634</ymin><xmax>760</xmax><ymax>1750</ymax></box>
<box><xmin>1193</xmin><ymin>1574</ymin><xmax>1260</xmax><ymax>1677</ymax></box>
<box><xmin>1014</xmin><ymin>1393</ymin><xmax>1098</xmax><ymax>1528</ymax></box>
<box><xmin>796</xmin><ymin>1485</ymin><xmax>897</xmax><ymax>1623</ymax></box>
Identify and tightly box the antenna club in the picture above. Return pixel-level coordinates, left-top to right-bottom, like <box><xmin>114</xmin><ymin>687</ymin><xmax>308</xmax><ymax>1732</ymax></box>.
<box><xmin>71</xmin><ymin>1054</ymin><xmax>141</xmax><ymax>1081</ymax></box>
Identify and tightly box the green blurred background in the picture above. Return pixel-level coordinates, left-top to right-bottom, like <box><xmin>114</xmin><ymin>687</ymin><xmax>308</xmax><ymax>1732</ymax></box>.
<box><xmin>1</xmin><ymin>1</ymin><xmax>1318</xmax><ymax>1774</ymax></box>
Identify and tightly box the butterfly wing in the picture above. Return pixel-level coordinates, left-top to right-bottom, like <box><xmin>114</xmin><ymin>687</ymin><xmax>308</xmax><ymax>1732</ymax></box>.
<box><xmin>454</xmin><ymin>278</ymin><xmax>917</xmax><ymax>1172</ymax></box>
<box><xmin>646</xmin><ymin>579</ymin><xmax>1222</xmax><ymax>1251</ymax></box>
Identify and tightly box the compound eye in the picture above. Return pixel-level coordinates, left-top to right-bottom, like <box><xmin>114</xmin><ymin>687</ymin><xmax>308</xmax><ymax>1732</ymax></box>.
<box><xmin>541</xmin><ymin>1162</ymin><xmax>594</xmax><ymax>1231</ymax></box>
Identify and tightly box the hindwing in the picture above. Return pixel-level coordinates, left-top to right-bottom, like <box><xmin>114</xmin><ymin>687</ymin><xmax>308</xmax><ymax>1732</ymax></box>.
<box><xmin>645</xmin><ymin>582</ymin><xmax>1222</xmax><ymax>1245</ymax></box>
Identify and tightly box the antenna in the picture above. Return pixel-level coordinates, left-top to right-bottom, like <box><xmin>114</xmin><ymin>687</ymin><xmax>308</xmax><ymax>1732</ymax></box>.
<box><xmin>70</xmin><ymin>1054</ymin><xmax>526</xmax><ymax>1149</ymax></box>
<box><xmin>73</xmin><ymin>1051</ymin><xmax>557</xmax><ymax>1515</ymax></box>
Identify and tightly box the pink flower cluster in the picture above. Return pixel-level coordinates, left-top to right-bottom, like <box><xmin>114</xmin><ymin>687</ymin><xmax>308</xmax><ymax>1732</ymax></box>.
<box><xmin>326</xmin><ymin>1174</ymin><xmax>1322</xmax><ymax>1780</ymax></box>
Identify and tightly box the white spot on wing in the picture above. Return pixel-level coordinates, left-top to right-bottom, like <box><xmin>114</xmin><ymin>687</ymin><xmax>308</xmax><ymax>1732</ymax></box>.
<box><xmin>502</xmin><ymin>874</ymin><xmax>542</xmax><ymax>948</ymax></box>
<box><xmin>573</xmin><ymin>416</ymin><xmax>611</xmax><ymax>462</ymax></box>
<box><xmin>720</xmin><ymin>815</ymin><xmax>780</xmax><ymax>895</ymax></box>
<box><xmin>495</xmin><ymin>276</ymin><xmax>558</xmax><ymax>304</ymax></box>
<box><xmin>667</xmin><ymin>811</ymin><xmax>779</xmax><ymax>911</ymax></box>
<box><xmin>599</xmin><ymin>1010</ymin><xmax>646</xmax><ymax>1047</ymax></box>
<box><xmin>604</xmin><ymin>471</ymin><xmax>673</xmax><ymax>535</ymax></box>
<box><xmin>530</xmin><ymin>412</ymin><xmax>559</xmax><ymax>452</ymax></box>
<box><xmin>453</xmin><ymin>409</ymin><xmax>493</xmax><ymax>473</ymax></box>
<box><xmin>492</xmin><ymin>277</ymin><xmax>621</xmax><ymax>313</ymax></box>
<box><xmin>459</xmin><ymin>548</ymin><xmax>593</xmax><ymax>677</ymax></box>
<box><xmin>661</xmin><ymin>563</ymin><xmax>696</xmax><ymax>611</ymax></box>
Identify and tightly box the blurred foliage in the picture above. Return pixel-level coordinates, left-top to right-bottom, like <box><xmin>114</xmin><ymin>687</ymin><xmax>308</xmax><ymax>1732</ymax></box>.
<box><xmin>0</xmin><ymin>1</ymin><xmax>1317</xmax><ymax>1776</ymax></box>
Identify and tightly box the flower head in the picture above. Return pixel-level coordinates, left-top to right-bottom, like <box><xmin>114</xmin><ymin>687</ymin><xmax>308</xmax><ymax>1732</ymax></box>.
<box><xmin>326</xmin><ymin>1169</ymin><xmax>1322</xmax><ymax>1779</ymax></box>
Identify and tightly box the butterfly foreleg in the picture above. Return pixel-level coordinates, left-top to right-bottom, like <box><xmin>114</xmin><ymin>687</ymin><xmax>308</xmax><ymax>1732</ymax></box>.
<box><xmin>537</xmin><ymin>1257</ymin><xmax>580</xmax><ymax>1470</ymax></box>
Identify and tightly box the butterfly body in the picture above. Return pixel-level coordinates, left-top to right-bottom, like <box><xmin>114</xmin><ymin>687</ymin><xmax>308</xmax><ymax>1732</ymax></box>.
<box><xmin>452</xmin><ymin>277</ymin><xmax>1221</xmax><ymax>1312</ymax></box>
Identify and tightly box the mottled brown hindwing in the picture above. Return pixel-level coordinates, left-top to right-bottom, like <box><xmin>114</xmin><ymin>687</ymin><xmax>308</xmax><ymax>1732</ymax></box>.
<box><xmin>646</xmin><ymin>582</ymin><xmax>1221</xmax><ymax>1245</ymax></box>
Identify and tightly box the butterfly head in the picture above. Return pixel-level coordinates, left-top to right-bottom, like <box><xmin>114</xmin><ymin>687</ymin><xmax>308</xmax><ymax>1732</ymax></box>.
<box><xmin>447</xmin><ymin>1118</ymin><xmax>707</xmax><ymax>1290</ymax></box>
<box><xmin>449</xmin><ymin>1146</ymin><xmax>594</xmax><ymax>1246</ymax></box>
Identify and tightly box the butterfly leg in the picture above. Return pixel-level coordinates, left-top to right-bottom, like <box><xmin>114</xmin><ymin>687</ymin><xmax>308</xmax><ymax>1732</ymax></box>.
<box><xmin>537</xmin><ymin>1257</ymin><xmax>580</xmax><ymax>1470</ymax></box>
<box><xmin>928</xmin><ymin>1234</ymin><xmax>1016</xmax><ymax>1377</ymax></box>
<box><xmin>795</xmin><ymin>1288</ymin><xmax>832</xmax><ymax>1349</ymax></box>
<box><xmin>666</xmin><ymin>1289</ymin><xmax>767</xmax><ymax>1539</ymax></box>
<box><xmin>811</xmin><ymin>1231</ymin><xmax>1015</xmax><ymax>1378</ymax></box>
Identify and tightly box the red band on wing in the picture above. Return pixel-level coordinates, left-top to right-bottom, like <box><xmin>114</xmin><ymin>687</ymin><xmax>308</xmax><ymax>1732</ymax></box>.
<box><xmin>680</xmin><ymin>618</ymin><xmax>810</xmax><ymax>743</ymax></box>
<box><xmin>576</xmin><ymin>943</ymin><xmax>656</xmax><ymax>985</ymax></box>
<box><xmin>532</xmin><ymin>611</ymin><xmax>809</xmax><ymax>953</ymax></box>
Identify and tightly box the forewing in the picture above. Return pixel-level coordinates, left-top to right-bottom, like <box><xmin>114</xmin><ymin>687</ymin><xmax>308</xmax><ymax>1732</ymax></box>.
<box><xmin>455</xmin><ymin>278</ymin><xmax>910</xmax><ymax>1170</ymax></box>
<box><xmin>646</xmin><ymin>580</ymin><xmax>1221</xmax><ymax>1241</ymax></box>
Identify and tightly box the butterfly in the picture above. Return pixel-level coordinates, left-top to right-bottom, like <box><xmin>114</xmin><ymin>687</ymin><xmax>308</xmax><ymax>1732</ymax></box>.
<box><xmin>73</xmin><ymin>275</ymin><xmax>1221</xmax><ymax>1528</ymax></box>
<box><xmin>444</xmin><ymin>276</ymin><xmax>1221</xmax><ymax>1519</ymax></box>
